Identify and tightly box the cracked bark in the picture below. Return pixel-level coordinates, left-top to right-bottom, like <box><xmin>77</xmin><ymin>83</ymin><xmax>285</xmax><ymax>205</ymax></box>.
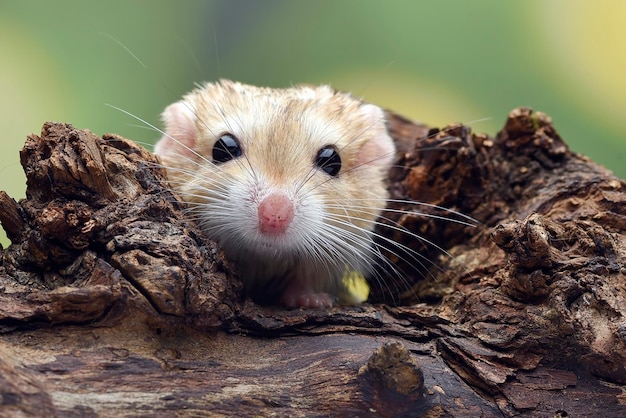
<box><xmin>0</xmin><ymin>107</ymin><xmax>625</xmax><ymax>417</ymax></box>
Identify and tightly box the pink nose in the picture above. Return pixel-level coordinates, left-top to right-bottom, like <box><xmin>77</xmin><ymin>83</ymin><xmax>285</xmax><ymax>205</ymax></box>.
<box><xmin>257</xmin><ymin>193</ymin><xmax>294</xmax><ymax>235</ymax></box>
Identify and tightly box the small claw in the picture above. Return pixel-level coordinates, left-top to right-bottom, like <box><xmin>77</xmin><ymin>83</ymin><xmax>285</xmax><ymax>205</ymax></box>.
<box><xmin>280</xmin><ymin>291</ymin><xmax>334</xmax><ymax>309</ymax></box>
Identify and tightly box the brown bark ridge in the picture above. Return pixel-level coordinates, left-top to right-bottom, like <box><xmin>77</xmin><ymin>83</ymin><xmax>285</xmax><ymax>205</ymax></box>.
<box><xmin>0</xmin><ymin>108</ymin><xmax>624</xmax><ymax>417</ymax></box>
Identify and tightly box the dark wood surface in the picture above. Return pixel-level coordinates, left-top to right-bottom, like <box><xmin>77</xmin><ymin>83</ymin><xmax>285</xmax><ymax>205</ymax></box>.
<box><xmin>1</xmin><ymin>108</ymin><xmax>625</xmax><ymax>417</ymax></box>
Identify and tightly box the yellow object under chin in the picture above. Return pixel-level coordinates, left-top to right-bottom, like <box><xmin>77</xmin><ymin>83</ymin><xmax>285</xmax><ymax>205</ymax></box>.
<box><xmin>340</xmin><ymin>267</ymin><xmax>370</xmax><ymax>304</ymax></box>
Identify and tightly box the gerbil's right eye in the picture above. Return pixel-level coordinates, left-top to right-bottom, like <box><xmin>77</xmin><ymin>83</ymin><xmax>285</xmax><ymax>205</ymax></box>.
<box><xmin>212</xmin><ymin>133</ymin><xmax>242</xmax><ymax>163</ymax></box>
<box><xmin>315</xmin><ymin>145</ymin><xmax>342</xmax><ymax>177</ymax></box>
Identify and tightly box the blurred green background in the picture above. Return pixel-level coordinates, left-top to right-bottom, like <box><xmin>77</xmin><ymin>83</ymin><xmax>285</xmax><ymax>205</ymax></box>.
<box><xmin>1</xmin><ymin>0</ymin><xmax>625</xmax><ymax>247</ymax></box>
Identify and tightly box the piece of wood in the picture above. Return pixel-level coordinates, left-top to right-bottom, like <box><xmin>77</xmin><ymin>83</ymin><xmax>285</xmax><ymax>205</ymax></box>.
<box><xmin>0</xmin><ymin>108</ymin><xmax>625</xmax><ymax>417</ymax></box>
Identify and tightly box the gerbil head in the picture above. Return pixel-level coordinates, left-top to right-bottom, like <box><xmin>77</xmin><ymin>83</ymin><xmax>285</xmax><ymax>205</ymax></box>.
<box><xmin>154</xmin><ymin>80</ymin><xmax>395</xmax><ymax>286</ymax></box>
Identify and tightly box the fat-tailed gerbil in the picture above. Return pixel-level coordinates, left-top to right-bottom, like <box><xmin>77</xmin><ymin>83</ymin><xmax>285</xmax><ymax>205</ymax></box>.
<box><xmin>154</xmin><ymin>79</ymin><xmax>396</xmax><ymax>308</ymax></box>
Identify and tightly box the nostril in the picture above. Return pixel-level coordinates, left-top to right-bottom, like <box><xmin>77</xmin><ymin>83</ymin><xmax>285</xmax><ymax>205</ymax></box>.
<box><xmin>257</xmin><ymin>193</ymin><xmax>294</xmax><ymax>235</ymax></box>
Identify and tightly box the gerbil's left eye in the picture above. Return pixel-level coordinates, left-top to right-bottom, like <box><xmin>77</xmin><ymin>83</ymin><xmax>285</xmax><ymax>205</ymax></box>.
<box><xmin>212</xmin><ymin>133</ymin><xmax>242</xmax><ymax>164</ymax></box>
<box><xmin>315</xmin><ymin>145</ymin><xmax>341</xmax><ymax>177</ymax></box>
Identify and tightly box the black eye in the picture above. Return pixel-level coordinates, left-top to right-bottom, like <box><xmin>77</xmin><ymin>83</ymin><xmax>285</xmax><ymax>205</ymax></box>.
<box><xmin>315</xmin><ymin>145</ymin><xmax>341</xmax><ymax>177</ymax></box>
<box><xmin>212</xmin><ymin>133</ymin><xmax>242</xmax><ymax>163</ymax></box>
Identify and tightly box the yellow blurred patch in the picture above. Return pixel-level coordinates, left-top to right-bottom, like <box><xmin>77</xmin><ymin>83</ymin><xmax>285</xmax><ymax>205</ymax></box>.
<box><xmin>538</xmin><ymin>1</ymin><xmax>626</xmax><ymax>135</ymax></box>
<box><xmin>341</xmin><ymin>267</ymin><xmax>370</xmax><ymax>304</ymax></box>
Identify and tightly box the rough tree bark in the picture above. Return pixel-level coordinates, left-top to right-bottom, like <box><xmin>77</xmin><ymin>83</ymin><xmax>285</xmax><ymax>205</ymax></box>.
<box><xmin>0</xmin><ymin>107</ymin><xmax>625</xmax><ymax>417</ymax></box>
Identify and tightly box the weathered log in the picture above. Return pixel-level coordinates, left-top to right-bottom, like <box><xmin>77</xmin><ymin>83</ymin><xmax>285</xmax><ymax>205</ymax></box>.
<box><xmin>0</xmin><ymin>108</ymin><xmax>624</xmax><ymax>417</ymax></box>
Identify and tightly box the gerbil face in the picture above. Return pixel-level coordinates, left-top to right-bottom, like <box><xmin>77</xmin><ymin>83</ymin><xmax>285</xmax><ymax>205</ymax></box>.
<box><xmin>154</xmin><ymin>80</ymin><xmax>395</xmax><ymax>306</ymax></box>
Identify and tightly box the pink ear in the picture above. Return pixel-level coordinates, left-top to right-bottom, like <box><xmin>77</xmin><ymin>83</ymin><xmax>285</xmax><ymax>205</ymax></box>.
<box><xmin>153</xmin><ymin>101</ymin><xmax>198</xmax><ymax>159</ymax></box>
<box><xmin>356</xmin><ymin>104</ymin><xmax>396</xmax><ymax>169</ymax></box>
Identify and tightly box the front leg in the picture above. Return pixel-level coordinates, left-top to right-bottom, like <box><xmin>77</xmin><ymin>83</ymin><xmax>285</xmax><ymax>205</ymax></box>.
<box><xmin>279</xmin><ymin>265</ymin><xmax>340</xmax><ymax>309</ymax></box>
<box><xmin>279</xmin><ymin>279</ymin><xmax>336</xmax><ymax>309</ymax></box>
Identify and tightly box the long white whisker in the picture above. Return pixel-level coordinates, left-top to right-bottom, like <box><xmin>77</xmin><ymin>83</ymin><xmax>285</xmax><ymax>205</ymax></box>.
<box><xmin>384</xmin><ymin>198</ymin><xmax>479</xmax><ymax>224</ymax></box>
<box><xmin>105</xmin><ymin>104</ymin><xmax>211</xmax><ymax>164</ymax></box>
<box><xmin>326</xmin><ymin>203</ymin><xmax>473</xmax><ymax>283</ymax></box>
<box><xmin>319</xmin><ymin>218</ymin><xmax>432</xmax><ymax>300</ymax></box>
<box><xmin>329</xmin><ymin>201</ymin><xmax>478</xmax><ymax>228</ymax></box>
<box><xmin>325</xmin><ymin>214</ymin><xmax>441</xmax><ymax>273</ymax></box>
<box><xmin>99</xmin><ymin>32</ymin><xmax>147</xmax><ymax>69</ymax></box>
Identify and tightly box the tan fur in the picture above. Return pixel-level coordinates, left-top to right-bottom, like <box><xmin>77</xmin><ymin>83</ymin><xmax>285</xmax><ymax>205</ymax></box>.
<box><xmin>155</xmin><ymin>80</ymin><xmax>395</xmax><ymax>307</ymax></box>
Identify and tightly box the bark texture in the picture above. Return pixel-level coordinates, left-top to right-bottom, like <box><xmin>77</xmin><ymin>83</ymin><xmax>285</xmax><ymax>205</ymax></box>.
<box><xmin>0</xmin><ymin>108</ymin><xmax>625</xmax><ymax>417</ymax></box>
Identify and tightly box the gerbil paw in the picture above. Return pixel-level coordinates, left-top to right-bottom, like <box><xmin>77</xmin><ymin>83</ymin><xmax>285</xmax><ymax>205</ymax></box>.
<box><xmin>280</xmin><ymin>291</ymin><xmax>335</xmax><ymax>309</ymax></box>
